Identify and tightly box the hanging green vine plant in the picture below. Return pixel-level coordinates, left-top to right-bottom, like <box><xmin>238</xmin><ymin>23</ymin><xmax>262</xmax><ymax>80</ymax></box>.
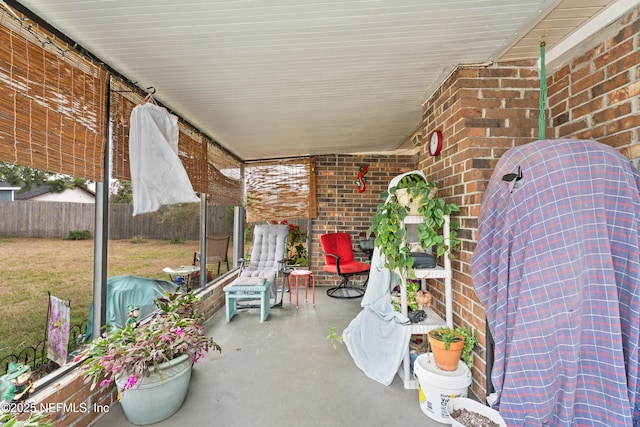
<box><xmin>367</xmin><ymin>173</ymin><xmax>460</xmax><ymax>278</ymax></box>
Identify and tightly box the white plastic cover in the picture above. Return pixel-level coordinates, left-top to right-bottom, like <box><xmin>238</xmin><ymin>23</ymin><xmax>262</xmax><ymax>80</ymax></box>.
<box><xmin>128</xmin><ymin>102</ymin><xmax>200</xmax><ymax>215</ymax></box>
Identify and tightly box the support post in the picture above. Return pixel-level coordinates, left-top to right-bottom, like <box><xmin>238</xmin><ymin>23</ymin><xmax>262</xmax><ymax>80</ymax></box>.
<box><xmin>92</xmin><ymin>78</ymin><xmax>111</xmax><ymax>338</ymax></box>
<box><xmin>199</xmin><ymin>194</ymin><xmax>207</xmax><ymax>288</ymax></box>
<box><xmin>233</xmin><ymin>206</ymin><xmax>245</xmax><ymax>269</ymax></box>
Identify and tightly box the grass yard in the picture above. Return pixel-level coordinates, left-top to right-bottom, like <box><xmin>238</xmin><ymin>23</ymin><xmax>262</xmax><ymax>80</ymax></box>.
<box><xmin>0</xmin><ymin>237</ymin><xmax>208</xmax><ymax>362</ymax></box>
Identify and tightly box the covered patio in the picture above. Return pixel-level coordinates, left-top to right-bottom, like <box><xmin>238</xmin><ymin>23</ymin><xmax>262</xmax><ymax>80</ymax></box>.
<box><xmin>1</xmin><ymin>0</ymin><xmax>639</xmax><ymax>425</ymax></box>
<box><xmin>92</xmin><ymin>289</ymin><xmax>445</xmax><ymax>426</ymax></box>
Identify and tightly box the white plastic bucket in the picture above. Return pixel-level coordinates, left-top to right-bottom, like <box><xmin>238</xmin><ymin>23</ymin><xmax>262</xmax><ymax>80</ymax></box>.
<box><xmin>414</xmin><ymin>352</ymin><xmax>472</xmax><ymax>424</ymax></box>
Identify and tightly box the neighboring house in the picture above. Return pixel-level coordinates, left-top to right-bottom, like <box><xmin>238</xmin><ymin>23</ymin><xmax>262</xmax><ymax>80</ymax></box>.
<box><xmin>0</xmin><ymin>181</ymin><xmax>21</xmax><ymax>201</ymax></box>
<box><xmin>14</xmin><ymin>184</ymin><xmax>95</xmax><ymax>203</ymax></box>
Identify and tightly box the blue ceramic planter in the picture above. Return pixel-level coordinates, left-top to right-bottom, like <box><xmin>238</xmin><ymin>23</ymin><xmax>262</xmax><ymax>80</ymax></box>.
<box><xmin>116</xmin><ymin>353</ymin><xmax>192</xmax><ymax>425</ymax></box>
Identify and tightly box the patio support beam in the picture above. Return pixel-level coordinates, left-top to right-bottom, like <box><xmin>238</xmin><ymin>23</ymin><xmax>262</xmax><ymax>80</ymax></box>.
<box><xmin>233</xmin><ymin>206</ymin><xmax>245</xmax><ymax>269</ymax></box>
<box><xmin>92</xmin><ymin>77</ymin><xmax>111</xmax><ymax>338</ymax></box>
<box><xmin>199</xmin><ymin>194</ymin><xmax>207</xmax><ymax>288</ymax></box>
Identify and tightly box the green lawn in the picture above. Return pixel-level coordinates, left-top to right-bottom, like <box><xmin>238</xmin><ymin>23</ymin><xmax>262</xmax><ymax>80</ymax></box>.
<box><xmin>0</xmin><ymin>237</ymin><xmax>227</xmax><ymax>363</ymax></box>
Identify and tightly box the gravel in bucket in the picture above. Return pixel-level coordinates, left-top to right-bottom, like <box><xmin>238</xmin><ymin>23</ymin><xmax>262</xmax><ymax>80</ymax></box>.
<box><xmin>450</xmin><ymin>408</ymin><xmax>500</xmax><ymax>427</ymax></box>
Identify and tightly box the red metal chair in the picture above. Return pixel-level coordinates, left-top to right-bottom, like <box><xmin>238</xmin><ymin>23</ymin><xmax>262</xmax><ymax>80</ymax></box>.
<box><xmin>320</xmin><ymin>232</ymin><xmax>370</xmax><ymax>298</ymax></box>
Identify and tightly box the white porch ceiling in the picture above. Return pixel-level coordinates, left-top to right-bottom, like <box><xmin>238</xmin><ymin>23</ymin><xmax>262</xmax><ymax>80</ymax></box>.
<box><xmin>11</xmin><ymin>0</ymin><xmax>628</xmax><ymax>160</ymax></box>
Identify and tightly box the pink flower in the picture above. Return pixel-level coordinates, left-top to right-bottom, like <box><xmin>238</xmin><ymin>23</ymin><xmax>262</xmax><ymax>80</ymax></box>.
<box><xmin>175</xmin><ymin>327</ymin><xmax>184</xmax><ymax>335</ymax></box>
<box><xmin>99</xmin><ymin>379</ymin><xmax>112</xmax><ymax>387</ymax></box>
<box><xmin>123</xmin><ymin>375</ymin><xmax>138</xmax><ymax>390</ymax></box>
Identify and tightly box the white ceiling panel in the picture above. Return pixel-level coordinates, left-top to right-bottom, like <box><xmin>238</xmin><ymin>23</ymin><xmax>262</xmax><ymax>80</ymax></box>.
<box><xmin>7</xmin><ymin>0</ymin><xmax>628</xmax><ymax>160</ymax></box>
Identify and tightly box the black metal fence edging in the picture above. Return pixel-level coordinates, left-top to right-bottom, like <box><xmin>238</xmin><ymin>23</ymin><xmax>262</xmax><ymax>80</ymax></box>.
<box><xmin>0</xmin><ymin>319</ymin><xmax>88</xmax><ymax>378</ymax></box>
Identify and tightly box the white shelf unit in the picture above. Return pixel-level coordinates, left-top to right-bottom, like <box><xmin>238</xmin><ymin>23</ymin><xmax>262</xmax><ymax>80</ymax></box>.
<box><xmin>397</xmin><ymin>214</ymin><xmax>453</xmax><ymax>389</ymax></box>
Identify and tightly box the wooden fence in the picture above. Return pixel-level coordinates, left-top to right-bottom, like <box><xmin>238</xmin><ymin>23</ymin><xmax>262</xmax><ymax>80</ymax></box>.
<box><xmin>0</xmin><ymin>201</ymin><xmax>233</xmax><ymax>240</ymax></box>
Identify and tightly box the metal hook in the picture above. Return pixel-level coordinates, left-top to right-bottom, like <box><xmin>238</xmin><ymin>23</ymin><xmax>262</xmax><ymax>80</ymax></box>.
<box><xmin>502</xmin><ymin>166</ymin><xmax>523</xmax><ymax>182</ymax></box>
<box><xmin>140</xmin><ymin>86</ymin><xmax>157</xmax><ymax>105</ymax></box>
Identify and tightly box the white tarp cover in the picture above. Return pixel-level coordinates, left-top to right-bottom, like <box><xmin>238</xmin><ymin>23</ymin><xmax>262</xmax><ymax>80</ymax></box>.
<box><xmin>128</xmin><ymin>102</ymin><xmax>200</xmax><ymax>215</ymax></box>
<box><xmin>342</xmin><ymin>171</ymin><xmax>421</xmax><ymax>385</ymax></box>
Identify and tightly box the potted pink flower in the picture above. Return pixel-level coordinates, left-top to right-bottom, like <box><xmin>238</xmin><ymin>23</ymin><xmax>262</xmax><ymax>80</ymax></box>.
<box><xmin>78</xmin><ymin>290</ymin><xmax>221</xmax><ymax>425</ymax></box>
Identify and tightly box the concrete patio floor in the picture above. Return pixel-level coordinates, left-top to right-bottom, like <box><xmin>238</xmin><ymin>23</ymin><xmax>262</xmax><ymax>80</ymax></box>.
<box><xmin>91</xmin><ymin>285</ymin><xmax>449</xmax><ymax>427</ymax></box>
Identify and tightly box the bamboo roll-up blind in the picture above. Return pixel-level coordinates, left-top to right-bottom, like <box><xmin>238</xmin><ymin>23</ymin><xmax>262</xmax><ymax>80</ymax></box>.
<box><xmin>245</xmin><ymin>157</ymin><xmax>317</xmax><ymax>223</ymax></box>
<box><xmin>178</xmin><ymin>124</ymin><xmax>207</xmax><ymax>194</ymax></box>
<box><xmin>110</xmin><ymin>79</ymin><xmax>139</xmax><ymax>182</ymax></box>
<box><xmin>0</xmin><ymin>12</ymin><xmax>108</xmax><ymax>182</ymax></box>
<box><xmin>207</xmin><ymin>142</ymin><xmax>243</xmax><ymax>207</ymax></box>
<box><xmin>0</xmin><ymin>5</ymin><xmax>244</xmax><ymax>205</ymax></box>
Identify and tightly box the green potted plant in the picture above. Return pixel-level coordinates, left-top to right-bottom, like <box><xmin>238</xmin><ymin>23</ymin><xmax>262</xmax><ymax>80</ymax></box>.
<box><xmin>367</xmin><ymin>173</ymin><xmax>460</xmax><ymax>277</ymax></box>
<box><xmin>269</xmin><ymin>219</ymin><xmax>308</xmax><ymax>266</ymax></box>
<box><xmin>394</xmin><ymin>173</ymin><xmax>434</xmax><ymax>215</ymax></box>
<box><xmin>78</xmin><ymin>290</ymin><xmax>221</xmax><ymax>425</ymax></box>
<box><xmin>391</xmin><ymin>280</ymin><xmax>420</xmax><ymax>312</ymax></box>
<box><xmin>427</xmin><ymin>326</ymin><xmax>476</xmax><ymax>371</ymax></box>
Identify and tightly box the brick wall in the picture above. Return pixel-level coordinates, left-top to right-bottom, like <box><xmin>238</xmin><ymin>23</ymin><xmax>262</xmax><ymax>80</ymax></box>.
<box><xmin>415</xmin><ymin>5</ymin><xmax>640</xmax><ymax>401</ymax></box>
<box><xmin>419</xmin><ymin>60</ymin><xmax>541</xmax><ymax>400</ymax></box>
<box><xmin>25</xmin><ymin>367</ymin><xmax>117</xmax><ymax>426</ymax></box>
<box><xmin>548</xmin><ymin>6</ymin><xmax>640</xmax><ymax>150</ymax></box>
<box><xmin>196</xmin><ymin>275</ymin><xmax>230</xmax><ymax>322</ymax></box>
<box><xmin>310</xmin><ymin>154</ymin><xmax>417</xmax><ymax>284</ymax></box>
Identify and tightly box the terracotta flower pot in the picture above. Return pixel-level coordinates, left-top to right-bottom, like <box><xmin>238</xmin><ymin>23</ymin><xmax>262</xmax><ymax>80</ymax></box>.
<box><xmin>428</xmin><ymin>330</ymin><xmax>464</xmax><ymax>371</ymax></box>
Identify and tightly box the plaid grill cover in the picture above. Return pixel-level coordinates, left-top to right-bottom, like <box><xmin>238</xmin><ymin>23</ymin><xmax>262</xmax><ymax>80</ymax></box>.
<box><xmin>472</xmin><ymin>139</ymin><xmax>640</xmax><ymax>426</ymax></box>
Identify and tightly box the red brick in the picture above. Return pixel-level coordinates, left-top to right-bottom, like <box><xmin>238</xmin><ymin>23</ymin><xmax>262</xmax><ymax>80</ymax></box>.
<box><xmin>559</xmin><ymin>118</ymin><xmax>589</xmax><ymax>136</ymax></box>
<box><xmin>576</xmin><ymin>126</ymin><xmax>605</xmax><ymax>140</ymax></box>
<box><xmin>501</xmin><ymin>78</ymin><xmax>539</xmax><ymax>89</ymax></box>
<box><xmin>607</xmin><ymin>50</ymin><xmax>640</xmax><ymax>77</ymax></box>
<box><xmin>480</xmin><ymin>89</ymin><xmax>522</xmax><ymax>99</ymax></box>
<box><xmin>457</xmin><ymin>68</ymin><xmax>480</xmax><ymax>78</ymax></box>
<box><xmin>506</xmin><ymin>95</ymin><xmax>539</xmax><ymax>109</ymax></box>
<box><xmin>593</xmin><ymin>102</ymin><xmax>632</xmax><ymax>125</ymax></box>
<box><xmin>458</xmin><ymin>78</ymin><xmax>500</xmax><ymax>89</ymax></box>
<box><xmin>594</xmin><ymin>39</ymin><xmax>634</xmax><ymax>69</ymax></box>
<box><xmin>519</xmin><ymin>68</ymin><xmax>540</xmax><ymax>79</ymax></box>
<box><xmin>497</xmin><ymin>59</ymin><xmax>537</xmax><ymax>67</ymax></box>
<box><xmin>571</xmin><ymin>63</ymin><xmax>592</xmax><ymax>83</ymax></box>
<box><xmin>608</xmin><ymin>81</ymin><xmax>640</xmax><ymax>104</ymax></box>
<box><xmin>550</xmin><ymin>101</ymin><xmax>569</xmax><ymax>120</ymax></box>
<box><xmin>601</xmin><ymin>130</ymin><xmax>633</xmax><ymax>147</ymax></box>
<box><xmin>457</xmin><ymin>88</ymin><xmax>483</xmax><ymax>99</ymax></box>
<box><xmin>548</xmin><ymin>86</ymin><xmax>569</xmax><ymax>109</ymax></box>
<box><xmin>572</xmin><ymin>69</ymin><xmax>605</xmax><ymax>94</ymax></box>
<box><xmin>490</xmin><ymin>127</ymin><xmax>536</xmax><ymax>138</ymax></box>
<box><xmin>592</xmin><ymin>72</ymin><xmax>631</xmax><ymax>97</ymax></box>
<box><xmin>551</xmin><ymin>64</ymin><xmax>570</xmax><ymax>83</ymax></box>
<box><xmin>478</xmin><ymin>68</ymin><xmax>518</xmax><ymax>78</ymax></box>
<box><xmin>548</xmin><ymin>73</ymin><xmax>569</xmax><ymax>99</ymax></box>
<box><xmin>571</xmin><ymin>42</ymin><xmax>605</xmax><ymax>68</ymax></box>
<box><xmin>573</xmin><ymin>98</ymin><xmax>604</xmax><ymax>120</ymax></box>
<box><xmin>568</xmin><ymin>90</ymin><xmax>590</xmax><ymax>110</ymax></box>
